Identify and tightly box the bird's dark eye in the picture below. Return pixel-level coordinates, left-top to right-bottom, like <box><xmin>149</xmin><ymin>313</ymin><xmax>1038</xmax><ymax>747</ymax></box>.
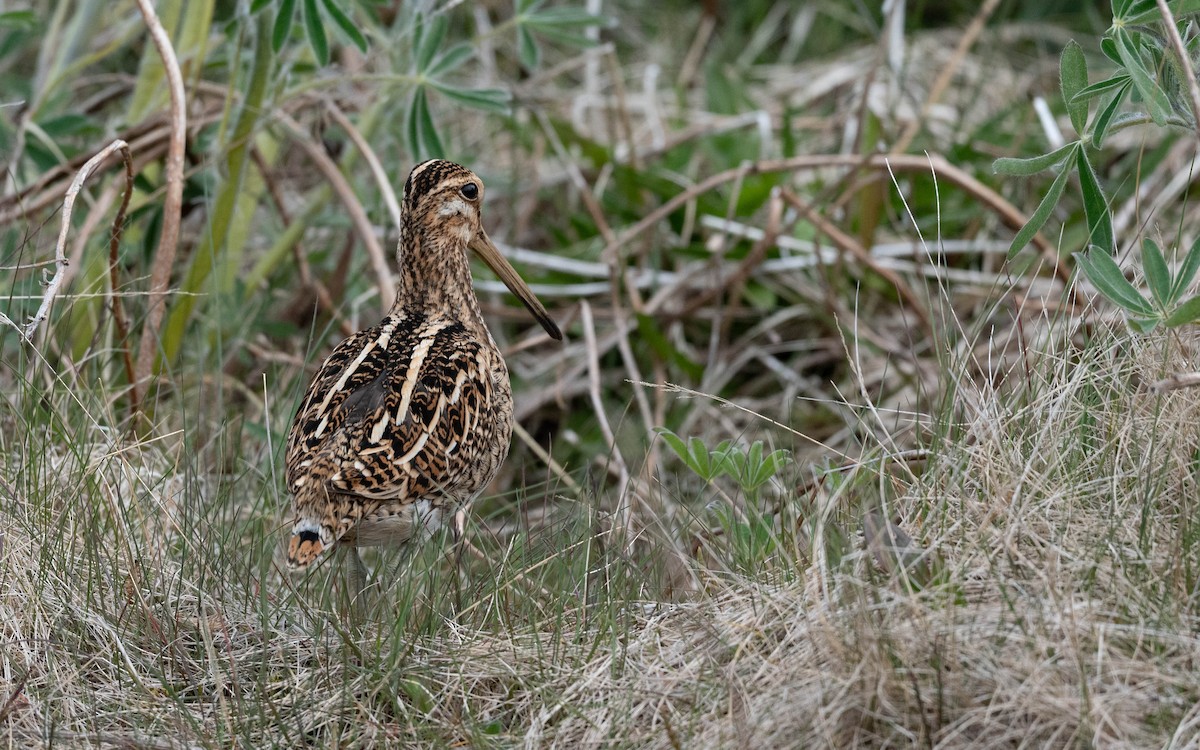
<box><xmin>461</xmin><ymin>183</ymin><xmax>479</xmax><ymax>200</ymax></box>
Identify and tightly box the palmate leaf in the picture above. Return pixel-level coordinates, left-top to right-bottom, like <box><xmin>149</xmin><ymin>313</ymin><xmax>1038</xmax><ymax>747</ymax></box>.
<box><xmin>320</xmin><ymin>0</ymin><xmax>367</xmax><ymax>53</ymax></box>
<box><xmin>1060</xmin><ymin>40</ymin><xmax>1089</xmax><ymax>135</ymax></box>
<box><xmin>406</xmin><ymin>86</ymin><xmax>444</xmax><ymax>159</ymax></box>
<box><xmin>1142</xmin><ymin>238</ymin><xmax>1171</xmax><ymax>307</ymax></box>
<box><xmin>1006</xmin><ymin>155</ymin><xmax>1074</xmax><ymax>259</ymax></box>
<box><xmin>1169</xmin><ymin>235</ymin><xmax>1200</xmax><ymax>302</ymax></box>
<box><xmin>1114</xmin><ymin>26</ymin><xmax>1172</xmax><ymax>125</ymax></box>
<box><xmin>1074</xmin><ymin>248</ymin><xmax>1155</xmax><ymax>317</ymax></box>
<box><xmin>272</xmin><ymin>0</ymin><xmax>297</xmax><ymax>52</ymax></box>
<box><xmin>1076</xmin><ymin>148</ymin><xmax>1114</xmax><ymax>253</ymax></box>
<box><xmin>517</xmin><ymin>24</ymin><xmax>540</xmax><ymax>69</ymax></box>
<box><xmin>429</xmin><ymin>83</ymin><xmax>511</xmax><ymax>115</ymax></box>
<box><xmin>1092</xmin><ymin>79</ymin><xmax>1131</xmax><ymax>147</ymax></box>
<box><xmin>1164</xmin><ymin>296</ymin><xmax>1200</xmax><ymax>327</ymax></box>
<box><xmin>992</xmin><ymin>142</ymin><xmax>1077</xmax><ymax>176</ymax></box>
<box><xmin>302</xmin><ymin>0</ymin><xmax>328</xmax><ymax>65</ymax></box>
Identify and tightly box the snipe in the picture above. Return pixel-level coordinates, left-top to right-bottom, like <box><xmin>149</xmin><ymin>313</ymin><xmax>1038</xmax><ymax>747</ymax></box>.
<box><xmin>284</xmin><ymin>159</ymin><xmax>562</xmax><ymax>604</ymax></box>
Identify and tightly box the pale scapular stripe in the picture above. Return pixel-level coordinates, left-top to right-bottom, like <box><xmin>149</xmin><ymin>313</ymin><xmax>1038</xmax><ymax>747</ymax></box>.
<box><xmin>394</xmin><ymin>320</ymin><xmax>450</xmax><ymax>427</ymax></box>
<box><xmin>314</xmin><ymin>319</ymin><xmax>395</xmax><ymax>420</ymax></box>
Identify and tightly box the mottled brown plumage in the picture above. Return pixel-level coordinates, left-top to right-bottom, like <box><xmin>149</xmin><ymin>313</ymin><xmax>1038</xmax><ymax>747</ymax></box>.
<box><xmin>284</xmin><ymin>160</ymin><xmax>561</xmax><ymax>576</ymax></box>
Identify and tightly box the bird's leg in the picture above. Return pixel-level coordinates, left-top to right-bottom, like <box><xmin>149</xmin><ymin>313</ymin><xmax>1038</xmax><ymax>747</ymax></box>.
<box><xmin>452</xmin><ymin>508</ymin><xmax>467</xmax><ymax>569</ymax></box>
<box><xmin>339</xmin><ymin>544</ymin><xmax>370</xmax><ymax>624</ymax></box>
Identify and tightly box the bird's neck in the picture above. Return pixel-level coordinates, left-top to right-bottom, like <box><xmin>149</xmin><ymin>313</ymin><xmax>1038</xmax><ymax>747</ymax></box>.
<box><xmin>393</xmin><ymin>227</ymin><xmax>491</xmax><ymax>337</ymax></box>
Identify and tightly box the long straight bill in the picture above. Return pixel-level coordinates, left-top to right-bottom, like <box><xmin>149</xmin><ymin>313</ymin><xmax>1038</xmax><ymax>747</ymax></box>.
<box><xmin>469</xmin><ymin>231</ymin><xmax>563</xmax><ymax>340</ymax></box>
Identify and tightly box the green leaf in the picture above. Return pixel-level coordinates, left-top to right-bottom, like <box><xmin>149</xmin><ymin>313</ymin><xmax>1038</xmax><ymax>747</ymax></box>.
<box><xmin>1076</xmin><ymin>148</ymin><xmax>1113</xmax><ymax>253</ymax></box>
<box><xmin>272</xmin><ymin>0</ymin><xmax>297</xmax><ymax>52</ymax></box>
<box><xmin>407</xmin><ymin>86</ymin><xmax>444</xmax><ymax>158</ymax></box>
<box><xmin>516</xmin><ymin>0</ymin><xmax>545</xmax><ymax>13</ymax></box>
<box><xmin>654</xmin><ymin>428</ymin><xmax>689</xmax><ymax>463</ymax></box>
<box><xmin>1117</xmin><ymin>0</ymin><xmax>1159</xmax><ymax>21</ymax></box>
<box><xmin>250</xmin><ymin>0</ymin><xmax>272</xmax><ymax>12</ymax></box>
<box><xmin>0</xmin><ymin>11</ymin><xmax>37</xmax><ymax>29</ymax></box>
<box><xmin>688</xmin><ymin>437</ymin><xmax>712</xmax><ymax>479</ymax></box>
<box><xmin>1170</xmin><ymin>235</ymin><xmax>1200</xmax><ymax>302</ymax></box>
<box><xmin>1073</xmin><ymin>74</ymin><xmax>1132</xmax><ymax>102</ymax></box>
<box><xmin>1164</xmin><ymin>295</ymin><xmax>1200</xmax><ymax>327</ymax></box>
<box><xmin>1129</xmin><ymin>317</ymin><xmax>1160</xmax><ymax>333</ymax></box>
<box><xmin>1007</xmin><ymin>159</ymin><xmax>1072</xmax><ymax>260</ymax></box>
<box><xmin>1061</xmin><ymin>40</ymin><xmax>1089</xmax><ymax>135</ymax></box>
<box><xmin>1075</xmin><ymin>249</ymin><xmax>1156</xmax><ymax>316</ymax></box>
<box><xmin>415</xmin><ymin>14</ymin><xmax>447</xmax><ymax>72</ymax></box>
<box><xmin>426</xmin><ymin>43</ymin><xmax>474</xmax><ymax>78</ymax></box>
<box><xmin>1100</xmin><ymin>36</ymin><xmax>1122</xmax><ymax>65</ymax></box>
<box><xmin>518</xmin><ymin>24</ymin><xmax>540</xmax><ymax>69</ymax></box>
<box><xmin>320</xmin><ymin>0</ymin><xmax>368</xmax><ymax>52</ymax></box>
<box><xmin>522</xmin><ymin>8</ymin><xmax>607</xmax><ymax>27</ymax></box>
<box><xmin>1142</xmin><ymin>238</ymin><xmax>1172</xmax><ymax>307</ymax></box>
<box><xmin>992</xmin><ymin>142</ymin><xmax>1078</xmax><ymax>176</ymax></box>
<box><xmin>1091</xmin><ymin>80</ymin><xmax>1132</xmax><ymax>148</ymax></box>
<box><xmin>302</xmin><ymin>0</ymin><xmax>328</xmax><ymax>65</ymax></box>
<box><xmin>1114</xmin><ymin>27</ymin><xmax>1172</xmax><ymax>125</ymax></box>
<box><xmin>429</xmin><ymin>83</ymin><xmax>511</xmax><ymax>114</ymax></box>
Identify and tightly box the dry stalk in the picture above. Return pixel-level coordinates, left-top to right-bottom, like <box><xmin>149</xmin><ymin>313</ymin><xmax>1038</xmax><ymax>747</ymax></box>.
<box><xmin>892</xmin><ymin>0</ymin><xmax>1002</xmax><ymax>154</ymax></box>
<box><xmin>579</xmin><ymin>300</ymin><xmax>633</xmax><ymax>542</ymax></box>
<box><xmin>249</xmin><ymin>147</ymin><xmax>354</xmax><ymax>338</ymax></box>
<box><xmin>108</xmin><ymin>148</ymin><xmax>137</xmax><ymax>395</ymax></box>
<box><xmin>9</xmin><ymin>139</ymin><xmax>132</xmax><ymax>343</ymax></box>
<box><xmin>605</xmin><ymin>153</ymin><xmax>1071</xmax><ymax>284</ymax></box>
<box><xmin>324</xmin><ymin>100</ymin><xmax>404</xmax><ymax>230</ymax></box>
<box><xmin>779</xmin><ymin>187</ymin><xmax>934</xmax><ymax>340</ymax></box>
<box><xmin>132</xmin><ymin>0</ymin><xmax>187</xmax><ymax>409</ymax></box>
<box><xmin>276</xmin><ymin>112</ymin><xmax>396</xmax><ymax>310</ymax></box>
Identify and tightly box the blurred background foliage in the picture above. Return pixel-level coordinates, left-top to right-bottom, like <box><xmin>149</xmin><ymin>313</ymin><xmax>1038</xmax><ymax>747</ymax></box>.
<box><xmin>0</xmin><ymin>0</ymin><xmax>1169</xmax><ymax>561</ymax></box>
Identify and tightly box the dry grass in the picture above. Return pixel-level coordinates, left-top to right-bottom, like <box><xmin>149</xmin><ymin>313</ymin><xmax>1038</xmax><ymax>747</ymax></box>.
<box><xmin>6</xmin><ymin>315</ymin><xmax>1200</xmax><ymax>747</ymax></box>
<box><xmin>5</xmin><ymin>2</ymin><xmax>1200</xmax><ymax>747</ymax></box>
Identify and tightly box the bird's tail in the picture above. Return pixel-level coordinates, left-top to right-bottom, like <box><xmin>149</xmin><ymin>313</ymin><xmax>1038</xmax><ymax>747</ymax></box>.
<box><xmin>285</xmin><ymin>484</ymin><xmax>357</xmax><ymax>570</ymax></box>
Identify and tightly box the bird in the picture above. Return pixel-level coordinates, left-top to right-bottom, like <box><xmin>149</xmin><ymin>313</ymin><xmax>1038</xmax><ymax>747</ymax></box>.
<box><xmin>283</xmin><ymin>159</ymin><xmax>562</xmax><ymax>605</ymax></box>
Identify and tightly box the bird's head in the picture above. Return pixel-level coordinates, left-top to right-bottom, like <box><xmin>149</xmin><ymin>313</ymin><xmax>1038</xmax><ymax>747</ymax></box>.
<box><xmin>400</xmin><ymin>159</ymin><xmax>562</xmax><ymax>340</ymax></box>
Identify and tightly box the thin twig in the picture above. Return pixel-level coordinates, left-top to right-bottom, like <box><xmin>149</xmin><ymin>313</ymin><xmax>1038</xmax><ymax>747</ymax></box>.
<box><xmin>132</xmin><ymin>0</ymin><xmax>187</xmax><ymax>409</ymax></box>
<box><xmin>579</xmin><ymin>300</ymin><xmax>633</xmax><ymax>541</ymax></box>
<box><xmin>250</xmin><ymin>147</ymin><xmax>354</xmax><ymax>338</ymax></box>
<box><xmin>1157</xmin><ymin>0</ymin><xmax>1200</xmax><ymax>139</ymax></box>
<box><xmin>779</xmin><ymin>187</ymin><xmax>934</xmax><ymax>340</ymax></box>
<box><xmin>604</xmin><ymin>153</ymin><xmax>1071</xmax><ymax>284</ymax></box>
<box><xmin>892</xmin><ymin>0</ymin><xmax>1002</xmax><ymax>154</ymax></box>
<box><xmin>108</xmin><ymin>147</ymin><xmax>137</xmax><ymax>396</ymax></box>
<box><xmin>277</xmin><ymin>112</ymin><xmax>396</xmax><ymax>310</ymax></box>
<box><xmin>16</xmin><ymin>139</ymin><xmax>131</xmax><ymax>342</ymax></box>
<box><xmin>324</xmin><ymin>100</ymin><xmax>404</xmax><ymax>230</ymax></box>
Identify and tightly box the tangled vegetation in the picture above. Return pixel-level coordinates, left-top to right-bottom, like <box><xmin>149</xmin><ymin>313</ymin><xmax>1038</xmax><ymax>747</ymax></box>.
<box><xmin>4</xmin><ymin>0</ymin><xmax>1200</xmax><ymax>746</ymax></box>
